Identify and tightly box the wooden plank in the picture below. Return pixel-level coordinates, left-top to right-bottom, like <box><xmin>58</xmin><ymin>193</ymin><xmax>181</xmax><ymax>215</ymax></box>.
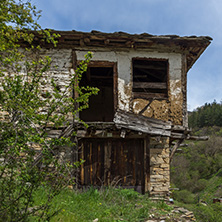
<box><xmin>144</xmin><ymin>137</ymin><xmax>149</xmax><ymax>193</ymax></box>
<box><xmin>84</xmin><ymin>142</ymin><xmax>89</xmax><ymax>185</ymax></box>
<box><xmin>171</xmin><ymin>125</ymin><xmax>187</xmax><ymax>131</ymax></box>
<box><xmin>115</xmin><ymin>110</ymin><xmax>171</xmax><ymax>128</ymax></box>
<box><xmin>133</xmin><ymin>92</ymin><xmax>167</xmax><ymax>99</ymax></box>
<box><xmin>134</xmin><ymin>64</ymin><xmax>166</xmax><ymax>70</ymax></box>
<box><xmin>113</xmin><ymin>110</ymin><xmax>171</xmax><ymax>136</ymax></box>
<box><xmin>96</xmin><ymin>144</ymin><xmax>100</xmax><ymax>184</ymax></box>
<box><xmin>104</xmin><ymin>142</ymin><xmax>111</xmax><ymax>185</ymax></box>
<box><xmin>133</xmin><ymin>82</ymin><xmax>167</xmax><ymax>89</ymax></box>
<box><xmin>90</xmin><ymin>143</ymin><xmax>93</xmax><ymax>184</ymax></box>
<box><xmin>80</xmin><ymin>142</ymin><xmax>84</xmax><ymax>185</ymax></box>
<box><xmin>91</xmin><ymin>143</ymin><xmax>96</xmax><ymax>185</ymax></box>
<box><xmin>170</xmin><ymin>132</ymin><xmax>186</xmax><ymax>139</ymax></box>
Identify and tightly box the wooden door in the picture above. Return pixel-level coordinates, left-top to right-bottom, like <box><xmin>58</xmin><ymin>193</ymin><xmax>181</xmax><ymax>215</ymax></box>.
<box><xmin>79</xmin><ymin>138</ymin><xmax>146</xmax><ymax>193</ymax></box>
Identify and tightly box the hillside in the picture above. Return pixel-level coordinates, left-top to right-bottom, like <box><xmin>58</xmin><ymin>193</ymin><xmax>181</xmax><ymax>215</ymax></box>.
<box><xmin>171</xmin><ymin>101</ymin><xmax>222</xmax><ymax>221</ymax></box>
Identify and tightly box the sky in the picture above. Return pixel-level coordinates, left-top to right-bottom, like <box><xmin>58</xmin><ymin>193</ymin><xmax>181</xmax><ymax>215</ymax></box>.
<box><xmin>34</xmin><ymin>0</ymin><xmax>222</xmax><ymax>111</ymax></box>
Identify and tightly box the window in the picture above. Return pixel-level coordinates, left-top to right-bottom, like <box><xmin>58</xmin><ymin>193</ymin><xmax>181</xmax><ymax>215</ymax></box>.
<box><xmin>79</xmin><ymin>63</ymin><xmax>117</xmax><ymax>122</ymax></box>
<box><xmin>132</xmin><ymin>59</ymin><xmax>168</xmax><ymax>99</ymax></box>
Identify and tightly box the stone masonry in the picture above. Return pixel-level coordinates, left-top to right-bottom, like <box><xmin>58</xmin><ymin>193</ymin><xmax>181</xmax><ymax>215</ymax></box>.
<box><xmin>149</xmin><ymin>136</ymin><xmax>170</xmax><ymax>196</ymax></box>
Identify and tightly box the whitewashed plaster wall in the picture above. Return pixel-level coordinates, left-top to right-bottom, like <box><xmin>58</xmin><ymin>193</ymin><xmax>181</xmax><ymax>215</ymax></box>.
<box><xmin>76</xmin><ymin>49</ymin><xmax>183</xmax><ymax>125</ymax></box>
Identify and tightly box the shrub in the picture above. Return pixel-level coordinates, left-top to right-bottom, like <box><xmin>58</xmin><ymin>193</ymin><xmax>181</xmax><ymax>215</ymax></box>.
<box><xmin>173</xmin><ymin>189</ymin><xmax>196</xmax><ymax>204</ymax></box>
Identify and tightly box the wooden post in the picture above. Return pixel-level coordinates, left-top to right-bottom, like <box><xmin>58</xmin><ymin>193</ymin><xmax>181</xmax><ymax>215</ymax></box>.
<box><xmin>170</xmin><ymin>139</ymin><xmax>184</xmax><ymax>162</ymax></box>
<box><xmin>144</xmin><ymin>136</ymin><xmax>150</xmax><ymax>193</ymax></box>
<box><xmin>104</xmin><ymin>141</ymin><xmax>111</xmax><ymax>185</ymax></box>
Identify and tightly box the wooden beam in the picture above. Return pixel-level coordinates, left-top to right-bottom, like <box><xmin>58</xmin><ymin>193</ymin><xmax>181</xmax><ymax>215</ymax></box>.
<box><xmin>133</xmin><ymin>64</ymin><xmax>166</xmax><ymax>70</ymax></box>
<box><xmin>171</xmin><ymin>125</ymin><xmax>189</xmax><ymax>131</ymax></box>
<box><xmin>133</xmin><ymin>82</ymin><xmax>167</xmax><ymax>89</ymax></box>
<box><xmin>133</xmin><ymin>92</ymin><xmax>167</xmax><ymax>99</ymax></box>
<box><xmin>171</xmin><ymin>132</ymin><xmax>209</xmax><ymax>141</ymax></box>
<box><xmin>87</xmin><ymin>61</ymin><xmax>115</xmax><ymax>67</ymax></box>
<box><xmin>187</xmin><ymin>135</ymin><xmax>209</xmax><ymax>141</ymax></box>
<box><xmin>171</xmin><ymin>132</ymin><xmax>186</xmax><ymax>139</ymax></box>
<box><xmin>170</xmin><ymin>139</ymin><xmax>184</xmax><ymax>162</ymax></box>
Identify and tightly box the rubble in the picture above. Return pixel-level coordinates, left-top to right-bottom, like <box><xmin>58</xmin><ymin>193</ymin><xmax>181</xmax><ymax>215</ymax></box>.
<box><xmin>146</xmin><ymin>205</ymin><xmax>196</xmax><ymax>222</ymax></box>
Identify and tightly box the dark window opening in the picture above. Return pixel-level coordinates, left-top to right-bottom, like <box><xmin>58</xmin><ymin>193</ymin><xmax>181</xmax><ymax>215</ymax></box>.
<box><xmin>80</xmin><ymin>67</ymin><xmax>114</xmax><ymax>122</ymax></box>
<box><xmin>133</xmin><ymin>59</ymin><xmax>168</xmax><ymax>99</ymax></box>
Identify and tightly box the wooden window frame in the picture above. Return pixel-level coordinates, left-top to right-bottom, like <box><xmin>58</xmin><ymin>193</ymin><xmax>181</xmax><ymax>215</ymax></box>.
<box><xmin>132</xmin><ymin>58</ymin><xmax>169</xmax><ymax>100</ymax></box>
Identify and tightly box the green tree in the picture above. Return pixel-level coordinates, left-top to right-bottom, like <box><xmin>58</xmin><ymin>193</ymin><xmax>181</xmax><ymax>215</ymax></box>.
<box><xmin>0</xmin><ymin>1</ymin><xmax>98</xmax><ymax>221</ymax></box>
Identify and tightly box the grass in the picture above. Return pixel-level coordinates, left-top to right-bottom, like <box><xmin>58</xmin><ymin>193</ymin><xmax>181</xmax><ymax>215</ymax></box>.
<box><xmin>32</xmin><ymin>187</ymin><xmax>173</xmax><ymax>222</ymax></box>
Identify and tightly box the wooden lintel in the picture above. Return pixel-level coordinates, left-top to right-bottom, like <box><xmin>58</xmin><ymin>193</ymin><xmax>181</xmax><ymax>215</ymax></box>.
<box><xmin>87</xmin><ymin>61</ymin><xmax>115</xmax><ymax>67</ymax></box>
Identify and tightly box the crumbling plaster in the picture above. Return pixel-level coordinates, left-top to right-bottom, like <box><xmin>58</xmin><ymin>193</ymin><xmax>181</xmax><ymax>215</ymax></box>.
<box><xmin>76</xmin><ymin>49</ymin><xmax>184</xmax><ymax>124</ymax></box>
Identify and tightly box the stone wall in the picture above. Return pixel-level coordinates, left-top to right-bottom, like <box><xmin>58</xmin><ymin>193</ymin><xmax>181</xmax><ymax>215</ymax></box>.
<box><xmin>0</xmin><ymin>48</ymin><xmax>73</xmax><ymax>120</ymax></box>
<box><xmin>149</xmin><ymin>136</ymin><xmax>170</xmax><ymax>197</ymax></box>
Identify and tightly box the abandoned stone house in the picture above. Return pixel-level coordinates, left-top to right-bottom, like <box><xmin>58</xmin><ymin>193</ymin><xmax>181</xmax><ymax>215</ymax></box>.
<box><xmin>29</xmin><ymin>30</ymin><xmax>212</xmax><ymax>196</ymax></box>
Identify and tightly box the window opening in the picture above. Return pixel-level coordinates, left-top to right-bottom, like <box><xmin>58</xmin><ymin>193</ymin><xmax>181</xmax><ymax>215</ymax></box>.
<box><xmin>80</xmin><ymin>66</ymin><xmax>114</xmax><ymax>122</ymax></box>
<box><xmin>133</xmin><ymin>59</ymin><xmax>168</xmax><ymax>99</ymax></box>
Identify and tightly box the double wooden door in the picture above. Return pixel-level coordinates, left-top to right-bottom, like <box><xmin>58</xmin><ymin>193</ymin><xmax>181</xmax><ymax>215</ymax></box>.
<box><xmin>79</xmin><ymin>138</ymin><xmax>148</xmax><ymax>193</ymax></box>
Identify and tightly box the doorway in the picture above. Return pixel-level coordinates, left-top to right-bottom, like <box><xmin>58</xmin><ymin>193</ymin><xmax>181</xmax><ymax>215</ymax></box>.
<box><xmin>80</xmin><ymin>65</ymin><xmax>115</xmax><ymax>122</ymax></box>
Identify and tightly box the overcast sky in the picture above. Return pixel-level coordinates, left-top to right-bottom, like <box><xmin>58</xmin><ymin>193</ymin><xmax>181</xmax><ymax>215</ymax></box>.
<box><xmin>34</xmin><ymin>0</ymin><xmax>222</xmax><ymax>111</ymax></box>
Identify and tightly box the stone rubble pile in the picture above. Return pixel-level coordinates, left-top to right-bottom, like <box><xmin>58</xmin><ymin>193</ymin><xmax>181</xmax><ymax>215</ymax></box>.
<box><xmin>146</xmin><ymin>206</ymin><xmax>196</xmax><ymax>222</ymax></box>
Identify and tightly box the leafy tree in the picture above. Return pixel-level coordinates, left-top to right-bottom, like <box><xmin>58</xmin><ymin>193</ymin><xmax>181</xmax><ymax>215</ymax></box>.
<box><xmin>0</xmin><ymin>0</ymin><xmax>98</xmax><ymax>221</ymax></box>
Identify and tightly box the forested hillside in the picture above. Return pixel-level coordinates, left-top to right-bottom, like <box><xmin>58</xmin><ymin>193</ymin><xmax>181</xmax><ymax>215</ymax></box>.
<box><xmin>188</xmin><ymin>100</ymin><xmax>222</xmax><ymax>128</ymax></box>
<box><xmin>171</xmin><ymin>101</ymin><xmax>222</xmax><ymax>222</ymax></box>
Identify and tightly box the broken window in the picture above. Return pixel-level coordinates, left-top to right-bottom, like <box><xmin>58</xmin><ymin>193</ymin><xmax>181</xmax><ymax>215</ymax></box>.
<box><xmin>79</xmin><ymin>63</ymin><xmax>117</xmax><ymax>122</ymax></box>
<box><xmin>132</xmin><ymin>59</ymin><xmax>168</xmax><ymax>99</ymax></box>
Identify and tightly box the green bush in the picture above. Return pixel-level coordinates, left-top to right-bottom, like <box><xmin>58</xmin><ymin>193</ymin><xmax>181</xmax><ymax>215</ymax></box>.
<box><xmin>173</xmin><ymin>190</ymin><xmax>196</xmax><ymax>204</ymax></box>
<box><xmin>193</xmin><ymin>179</ymin><xmax>208</xmax><ymax>193</ymax></box>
